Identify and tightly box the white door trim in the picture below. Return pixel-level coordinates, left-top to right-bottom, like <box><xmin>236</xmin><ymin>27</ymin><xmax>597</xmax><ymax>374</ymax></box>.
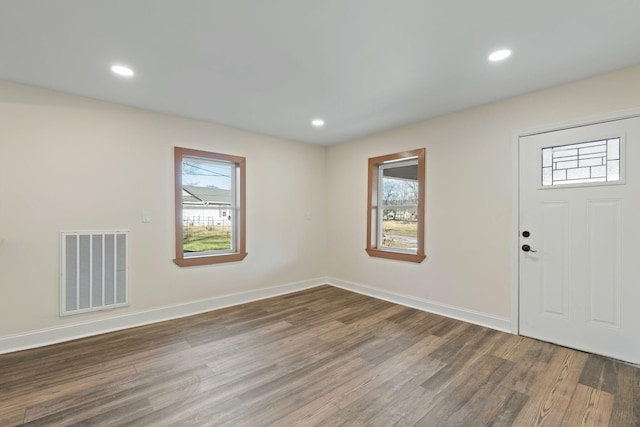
<box><xmin>511</xmin><ymin>107</ymin><xmax>640</xmax><ymax>335</ymax></box>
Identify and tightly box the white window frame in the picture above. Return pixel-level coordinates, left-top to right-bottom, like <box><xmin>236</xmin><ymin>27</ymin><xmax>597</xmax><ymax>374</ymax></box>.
<box><xmin>378</xmin><ymin>159</ymin><xmax>420</xmax><ymax>252</ymax></box>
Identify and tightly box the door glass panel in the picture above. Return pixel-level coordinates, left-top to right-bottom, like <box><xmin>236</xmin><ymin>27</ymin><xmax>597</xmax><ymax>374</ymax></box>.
<box><xmin>541</xmin><ymin>137</ymin><xmax>620</xmax><ymax>186</ymax></box>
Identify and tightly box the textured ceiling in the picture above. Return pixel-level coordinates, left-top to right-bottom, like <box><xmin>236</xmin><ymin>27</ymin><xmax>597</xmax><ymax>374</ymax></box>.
<box><xmin>1</xmin><ymin>0</ymin><xmax>640</xmax><ymax>145</ymax></box>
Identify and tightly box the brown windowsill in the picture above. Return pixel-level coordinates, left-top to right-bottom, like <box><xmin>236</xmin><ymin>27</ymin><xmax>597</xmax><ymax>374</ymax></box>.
<box><xmin>365</xmin><ymin>248</ymin><xmax>426</xmax><ymax>263</ymax></box>
<box><xmin>173</xmin><ymin>252</ymin><xmax>248</xmax><ymax>267</ymax></box>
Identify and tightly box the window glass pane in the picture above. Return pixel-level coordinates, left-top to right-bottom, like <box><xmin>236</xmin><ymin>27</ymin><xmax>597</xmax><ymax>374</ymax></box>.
<box><xmin>607</xmin><ymin>139</ymin><xmax>620</xmax><ymax>160</ymax></box>
<box><xmin>591</xmin><ymin>165</ymin><xmax>606</xmax><ymax>178</ymax></box>
<box><xmin>382</xmin><ymin>164</ymin><xmax>419</xmax><ymax>207</ymax></box>
<box><xmin>542</xmin><ymin>166</ymin><xmax>552</xmax><ymax>186</ymax></box>
<box><xmin>566</xmin><ymin>167</ymin><xmax>590</xmax><ymax>180</ymax></box>
<box><xmin>381</xmin><ymin>208</ymin><xmax>418</xmax><ymax>250</ymax></box>
<box><xmin>182</xmin><ymin>158</ymin><xmax>233</xmax><ymax>254</ymax></box>
<box><xmin>542</xmin><ymin>148</ymin><xmax>552</xmax><ymax>167</ymax></box>
<box><xmin>556</xmin><ymin>160</ymin><xmax>578</xmax><ymax>169</ymax></box>
<box><xmin>552</xmin><ymin>169</ymin><xmax>566</xmax><ymax>181</ymax></box>
<box><xmin>607</xmin><ymin>159</ymin><xmax>620</xmax><ymax>181</ymax></box>
<box><xmin>578</xmin><ymin>158</ymin><xmax>603</xmax><ymax>168</ymax></box>
<box><xmin>541</xmin><ymin>137</ymin><xmax>621</xmax><ymax>186</ymax></box>
<box><xmin>380</xmin><ymin>161</ymin><xmax>419</xmax><ymax>253</ymax></box>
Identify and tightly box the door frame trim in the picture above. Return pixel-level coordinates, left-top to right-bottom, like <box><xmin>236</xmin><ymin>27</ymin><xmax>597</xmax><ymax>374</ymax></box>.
<box><xmin>511</xmin><ymin>107</ymin><xmax>640</xmax><ymax>335</ymax></box>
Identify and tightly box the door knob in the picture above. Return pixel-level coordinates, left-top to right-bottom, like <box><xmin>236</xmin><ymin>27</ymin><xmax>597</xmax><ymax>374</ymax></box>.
<box><xmin>522</xmin><ymin>244</ymin><xmax>537</xmax><ymax>253</ymax></box>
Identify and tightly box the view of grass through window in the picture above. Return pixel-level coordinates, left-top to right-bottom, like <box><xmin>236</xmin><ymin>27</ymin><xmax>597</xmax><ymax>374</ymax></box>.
<box><xmin>380</xmin><ymin>164</ymin><xmax>419</xmax><ymax>251</ymax></box>
<box><xmin>183</xmin><ymin>225</ymin><xmax>231</xmax><ymax>252</ymax></box>
<box><xmin>382</xmin><ymin>210</ymin><xmax>418</xmax><ymax>250</ymax></box>
<box><xmin>182</xmin><ymin>158</ymin><xmax>233</xmax><ymax>254</ymax></box>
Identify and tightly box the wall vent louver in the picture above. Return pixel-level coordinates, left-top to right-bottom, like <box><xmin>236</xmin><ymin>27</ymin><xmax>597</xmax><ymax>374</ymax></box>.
<box><xmin>60</xmin><ymin>231</ymin><xmax>129</xmax><ymax>316</ymax></box>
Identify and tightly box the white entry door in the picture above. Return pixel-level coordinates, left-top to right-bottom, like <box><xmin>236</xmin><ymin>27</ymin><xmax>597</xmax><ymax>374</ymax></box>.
<box><xmin>519</xmin><ymin>116</ymin><xmax>640</xmax><ymax>365</ymax></box>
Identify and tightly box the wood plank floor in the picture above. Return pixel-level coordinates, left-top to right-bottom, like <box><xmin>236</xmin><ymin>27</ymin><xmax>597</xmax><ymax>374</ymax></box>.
<box><xmin>1</xmin><ymin>285</ymin><xmax>638</xmax><ymax>426</ymax></box>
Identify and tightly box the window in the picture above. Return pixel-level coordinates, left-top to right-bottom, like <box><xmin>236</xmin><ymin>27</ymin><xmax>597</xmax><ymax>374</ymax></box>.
<box><xmin>542</xmin><ymin>137</ymin><xmax>621</xmax><ymax>186</ymax></box>
<box><xmin>174</xmin><ymin>147</ymin><xmax>247</xmax><ymax>266</ymax></box>
<box><xmin>366</xmin><ymin>148</ymin><xmax>426</xmax><ymax>263</ymax></box>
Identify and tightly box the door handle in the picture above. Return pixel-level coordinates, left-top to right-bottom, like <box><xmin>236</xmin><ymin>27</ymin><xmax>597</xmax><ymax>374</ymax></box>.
<box><xmin>522</xmin><ymin>244</ymin><xmax>537</xmax><ymax>253</ymax></box>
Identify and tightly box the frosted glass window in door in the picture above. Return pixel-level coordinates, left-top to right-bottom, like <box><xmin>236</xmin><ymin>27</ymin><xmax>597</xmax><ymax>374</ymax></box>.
<box><xmin>542</xmin><ymin>138</ymin><xmax>620</xmax><ymax>186</ymax></box>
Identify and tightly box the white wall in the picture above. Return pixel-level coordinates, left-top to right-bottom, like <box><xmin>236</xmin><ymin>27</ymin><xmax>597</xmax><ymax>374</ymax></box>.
<box><xmin>326</xmin><ymin>65</ymin><xmax>640</xmax><ymax>319</ymax></box>
<box><xmin>0</xmin><ymin>81</ymin><xmax>327</xmax><ymax>339</ymax></box>
<box><xmin>2</xmin><ymin>65</ymin><xmax>640</xmax><ymax>350</ymax></box>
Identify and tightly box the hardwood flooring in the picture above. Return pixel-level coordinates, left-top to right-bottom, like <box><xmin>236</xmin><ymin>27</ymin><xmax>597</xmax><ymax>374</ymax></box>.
<box><xmin>1</xmin><ymin>285</ymin><xmax>638</xmax><ymax>426</ymax></box>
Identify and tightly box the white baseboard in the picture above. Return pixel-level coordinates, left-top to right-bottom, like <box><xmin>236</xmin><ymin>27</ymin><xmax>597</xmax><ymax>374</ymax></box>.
<box><xmin>326</xmin><ymin>277</ymin><xmax>512</xmax><ymax>333</ymax></box>
<box><xmin>0</xmin><ymin>276</ymin><xmax>512</xmax><ymax>355</ymax></box>
<box><xmin>0</xmin><ymin>278</ymin><xmax>326</xmax><ymax>355</ymax></box>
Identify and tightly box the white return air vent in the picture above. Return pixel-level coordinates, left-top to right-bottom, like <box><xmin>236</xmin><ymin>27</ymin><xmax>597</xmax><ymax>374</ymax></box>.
<box><xmin>60</xmin><ymin>231</ymin><xmax>129</xmax><ymax>316</ymax></box>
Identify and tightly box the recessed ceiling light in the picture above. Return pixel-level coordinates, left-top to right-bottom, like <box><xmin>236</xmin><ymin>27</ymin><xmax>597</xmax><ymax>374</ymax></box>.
<box><xmin>311</xmin><ymin>119</ymin><xmax>325</xmax><ymax>127</ymax></box>
<box><xmin>488</xmin><ymin>49</ymin><xmax>512</xmax><ymax>62</ymax></box>
<box><xmin>111</xmin><ymin>65</ymin><xmax>135</xmax><ymax>77</ymax></box>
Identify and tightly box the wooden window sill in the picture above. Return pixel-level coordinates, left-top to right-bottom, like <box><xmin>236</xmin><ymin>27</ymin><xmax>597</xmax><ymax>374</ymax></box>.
<box><xmin>173</xmin><ymin>252</ymin><xmax>248</xmax><ymax>267</ymax></box>
<box><xmin>365</xmin><ymin>248</ymin><xmax>426</xmax><ymax>263</ymax></box>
